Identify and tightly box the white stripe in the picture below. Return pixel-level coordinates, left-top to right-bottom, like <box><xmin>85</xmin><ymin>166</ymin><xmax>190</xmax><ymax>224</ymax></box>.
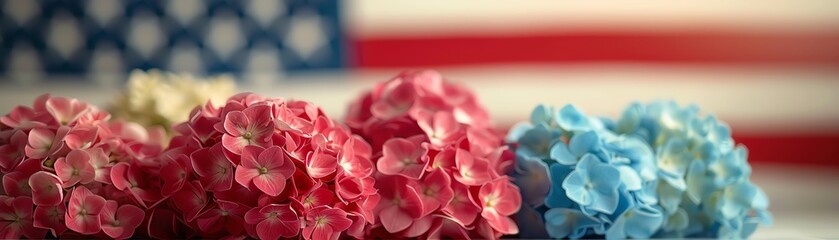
<box><xmin>2</xmin><ymin>65</ymin><xmax>838</xmax><ymax>134</ymax></box>
<box><xmin>347</xmin><ymin>0</ymin><xmax>839</xmax><ymax>38</ymax></box>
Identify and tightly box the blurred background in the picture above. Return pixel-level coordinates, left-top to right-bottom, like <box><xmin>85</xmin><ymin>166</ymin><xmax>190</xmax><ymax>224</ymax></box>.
<box><xmin>0</xmin><ymin>0</ymin><xmax>837</xmax><ymax>237</ymax></box>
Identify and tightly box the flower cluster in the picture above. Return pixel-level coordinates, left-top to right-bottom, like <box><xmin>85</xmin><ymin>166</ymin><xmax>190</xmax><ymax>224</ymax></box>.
<box><xmin>346</xmin><ymin>70</ymin><xmax>521</xmax><ymax>239</ymax></box>
<box><xmin>509</xmin><ymin>102</ymin><xmax>770</xmax><ymax>239</ymax></box>
<box><xmin>614</xmin><ymin>101</ymin><xmax>771</xmax><ymax>238</ymax></box>
<box><xmin>111</xmin><ymin>69</ymin><xmax>236</xmax><ymax>130</ymax></box>
<box><xmin>160</xmin><ymin>92</ymin><xmax>378</xmax><ymax>239</ymax></box>
<box><xmin>0</xmin><ymin>95</ymin><xmax>165</xmax><ymax>238</ymax></box>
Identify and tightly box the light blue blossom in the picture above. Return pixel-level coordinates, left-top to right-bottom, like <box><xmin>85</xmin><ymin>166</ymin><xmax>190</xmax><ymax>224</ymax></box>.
<box><xmin>544</xmin><ymin>208</ymin><xmax>598</xmax><ymax>239</ymax></box>
<box><xmin>513</xmin><ymin>156</ymin><xmax>552</xmax><ymax>207</ymax></box>
<box><xmin>562</xmin><ymin>154</ymin><xmax>621</xmax><ymax>215</ymax></box>
<box><xmin>509</xmin><ymin>101</ymin><xmax>770</xmax><ymax>239</ymax></box>
<box><xmin>606</xmin><ymin>205</ymin><xmax>664</xmax><ymax>239</ymax></box>
<box><xmin>545</xmin><ymin>163</ymin><xmax>574</xmax><ymax>208</ymax></box>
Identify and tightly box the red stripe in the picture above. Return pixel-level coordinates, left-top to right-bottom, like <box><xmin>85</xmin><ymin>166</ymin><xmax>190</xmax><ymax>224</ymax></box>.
<box><xmin>352</xmin><ymin>31</ymin><xmax>839</xmax><ymax>67</ymax></box>
<box><xmin>733</xmin><ymin>133</ymin><xmax>839</xmax><ymax>167</ymax></box>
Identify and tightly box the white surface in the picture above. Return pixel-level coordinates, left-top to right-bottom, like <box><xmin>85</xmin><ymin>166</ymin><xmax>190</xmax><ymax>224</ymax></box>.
<box><xmin>347</xmin><ymin>0</ymin><xmax>839</xmax><ymax>37</ymax></box>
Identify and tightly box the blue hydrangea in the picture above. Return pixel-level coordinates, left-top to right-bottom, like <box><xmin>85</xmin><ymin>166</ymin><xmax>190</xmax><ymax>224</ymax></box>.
<box><xmin>509</xmin><ymin>102</ymin><xmax>770</xmax><ymax>239</ymax></box>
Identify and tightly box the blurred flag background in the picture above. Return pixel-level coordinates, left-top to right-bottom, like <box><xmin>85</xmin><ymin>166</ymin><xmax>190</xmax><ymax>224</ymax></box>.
<box><xmin>0</xmin><ymin>1</ymin><xmax>838</xmax><ymax>236</ymax></box>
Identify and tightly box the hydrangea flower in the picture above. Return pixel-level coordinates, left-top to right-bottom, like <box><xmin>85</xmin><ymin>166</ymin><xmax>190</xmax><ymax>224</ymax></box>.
<box><xmin>0</xmin><ymin>95</ymin><xmax>164</xmax><ymax>238</ymax></box>
<box><xmin>157</xmin><ymin>92</ymin><xmax>379</xmax><ymax>239</ymax></box>
<box><xmin>345</xmin><ymin>70</ymin><xmax>521</xmax><ymax>239</ymax></box>
<box><xmin>615</xmin><ymin>101</ymin><xmax>771</xmax><ymax>238</ymax></box>
<box><xmin>110</xmin><ymin>69</ymin><xmax>236</xmax><ymax>130</ymax></box>
<box><xmin>509</xmin><ymin>102</ymin><xmax>770</xmax><ymax>239</ymax></box>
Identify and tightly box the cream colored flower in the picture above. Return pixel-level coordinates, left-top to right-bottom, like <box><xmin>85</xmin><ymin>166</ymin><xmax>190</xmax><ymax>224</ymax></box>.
<box><xmin>111</xmin><ymin>69</ymin><xmax>236</xmax><ymax>129</ymax></box>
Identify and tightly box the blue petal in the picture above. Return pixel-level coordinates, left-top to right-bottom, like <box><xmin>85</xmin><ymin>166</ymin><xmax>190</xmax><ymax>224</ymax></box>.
<box><xmin>545</xmin><ymin>164</ymin><xmax>574</xmax><ymax>208</ymax></box>
<box><xmin>616</xmin><ymin>165</ymin><xmax>642</xmax><ymax>191</ymax></box>
<box><xmin>530</xmin><ymin>104</ymin><xmax>554</xmax><ymax>127</ymax></box>
<box><xmin>556</xmin><ymin>104</ymin><xmax>592</xmax><ymax>132</ymax></box>
<box><xmin>616</xmin><ymin>102</ymin><xmax>643</xmax><ymax>134</ymax></box>
<box><xmin>720</xmin><ymin>182</ymin><xmax>757</xmax><ymax>219</ymax></box>
<box><xmin>685</xmin><ymin>159</ymin><xmax>706</xmax><ymax>204</ymax></box>
<box><xmin>506</xmin><ymin>122</ymin><xmax>533</xmax><ymax>143</ymax></box>
<box><xmin>545</xmin><ymin>208</ymin><xmax>597</xmax><ymax>239</ymax></box>
<box><xmin>550</xmin><ymin>142</ymin><xmax>577</xmax><ymax>165</ymax></box>
<box><xmin>624</xmin><ymin>206</ymin><xmax>664</xmax><ymax>238</ymax></box>
<box><xmin>516</xmin><ymin>205</ymin><xmax>549</xmax><ymax>238</ymax></box>
<box><xmin>514</xmin><ymin>157</ymin><xmax>551</xmax><ymax>207</ymax></box>
<box><xmin>570</xmin><ymin>131</ymin><xmax>600</xmax><ymax>158</ymax></box>
<box><xmin>662</xmin><ymin>208</ymin><xmax>689</xmax><ymax>232</ymax></box>
<box><xmin>562</xmin><ymin>170</ymin><xmax>591</xmax><ymax>206</ymax></box>
<box><xmin>658</xmin><ymin>180</ymin><xmax>685</xmax><ymax>214</ymax></box>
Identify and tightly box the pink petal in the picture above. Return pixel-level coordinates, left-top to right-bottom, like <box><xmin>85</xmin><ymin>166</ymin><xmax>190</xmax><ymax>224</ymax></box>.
<box><xmin>223</xmin><ymin>111</ymin><xmax>249</xmax><ymax>136</ymax></box>
<box><xmin>234</xmin><ymin>166</ymin><xmax>260</xmax><ymax>190</ymax></box>
<box><xmin>28</xmin><ymin>171</ymin><xmax>64</xmax><ymax>206</ymax></box>
<box><xmin>259</xmin><ymin>146</ymin><xmax>294</xmax><ymax>177</ymax></box>
<box><xmin>65</xmin><ymin>186</ymin><xmax>106</xmax><ymax>234</ymax></box>
<box><xmin>414</xmin><ymin>168</ymin><xmax>454</xmax><ymax>216</ymax></box>
<box><xmin>160</xmin><ymin>154</ymin><xmax>190</xmax><ymax>196</ymax></box>
<box><xmin>172</xmin><ymin>180</ymin><xmax>207</xmax><ymax>221</ymax></box>
<box><xmin>379</xmin><ymin>205</ymin><xmax>414</xmax><ymax>233</ymax></box>
<box><xmin>191</xmin><ymin>145</ymin><xmax>234</xmax><ymax>191</ymax></box>
<box><xmin>25</xmin><ymin>128</ymin><xmax>55</xmax><ymax>159</ymax></box>
<box><xmin>442</xmin><ymin>183</ymin><xmax>480</xmax><ymax>226</ymax></box>
<box><xmin>306</xmin><ymin>149</ymin><xmax>337</xmax><ymax>179</ymax></box>
<box><xmin>253</xmin><ymin>174</ymin><xmax>287</xmax><ymax>197</ymax></box>
<box><xmin>222</xmin><ymin>134</ymin><xmax>250</xmax><ymax>155</ymax></box>
<box><xmin>377</xmin><ymin>138</ymin><xmax>428</xmax><ymax>179</ymax></box>
<box><xmin>33</xmin><ymin>204</ymin><xmax>67</xmax><ymax>236</ymax></box>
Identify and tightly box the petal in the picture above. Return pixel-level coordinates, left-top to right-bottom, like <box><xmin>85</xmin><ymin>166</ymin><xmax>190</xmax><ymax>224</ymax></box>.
<box><xmin>253</xmin><ymin>174</ymin><xmax>287</xmax><ymax>197</ymax></box>
<box><xmin>223</xmin><ymin>111</ymin><xmax>249</xmax><ymax>136</ymax></box>
<box><xmin>550</xmin><ymin>142</ymin><xmax>577</xmax><ymax>165</ymax></box>
<box><xmin>380</xmin><ymin>205</ymin><xmax>413</xmax><ymax>233</ymax></box>
<box><xmin>234</xmin><ymin>166</ymin><xmax>260</xmax><ymax>189</ymax></box>
<box><xmin>28</xmin><ymin>171</ymin><xmax>64</xmax><ymax>206</ymax></box>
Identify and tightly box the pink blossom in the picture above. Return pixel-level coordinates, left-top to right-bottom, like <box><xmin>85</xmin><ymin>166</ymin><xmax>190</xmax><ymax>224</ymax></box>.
<box><xmin>191</xmin><ymin>143</ymin><xmax>234</xmax><ymax>191</ymax></box>
<box><xmin>410</xmin><ymin>168</ymin><xmax>454</xmax><ymax>216</ymax></box>
<box><xmin>373</xmin><ymin>175</ymin><xmax>424</xmax><ymax>233</ymax></box>
<box><xmin>54</xmin><ymin>149</ymin><xmax>95</xmax><ymax>187</ymax></box>
<box><xmin>244</xmin><ymin>204</ymin><xmax>300</xmax><ymax>240</ymax></box>
<box><xmin>99</xmin><ymin>200</ymin><xmax>144</xmax><ymax>239</ymax></box>
<box><xmin>45</xmin><ymin>97</ymin><xmax>91</xmax><ymax>125</ymax></box>
<box><xmin>370</xmin><ymin>80</ymin><xmax>416</xmax><ymax>119</ymax></box>
<box><xmin>63</xmin><ymin>126</ymin><xmax>99</xmax><ymax>150</ymax></box>
<box><xmin>417</xmin><ymin>111</ymin><xmax>462</xmax><ymax>147</ymax></box>
<box><xmin>24</xmin><ymin>127</ymin><xmax>68</xmax><ymax>160</ymax></box>
<box><xmin>2</xmin><ymin>159</ymin><xmax>41</xmax><ymax>197</ymax></box>
<box><xmin>305</xmin><ymin>148</ymin><xmax>338</xmax><ymax>179</ymax></box>
<box><xmin>478</xmin><ymin>177</ymin><xmax>521</xmax><ymax>235</ymax></box>
<box><xmin>110</xmin><ymin>162</ymin><xmax>164</xmax><ymax>208</ymax></box>
<box><xmin>377</xmin><ymin>136</ymin><xmax>429</xmax><ymax>179</ymax></box>
<box><xmin>0</xmin><ymin>196</ymin><xmax>46</xmax><ymax>239</ymax></box>
<box><xmin>234</xmin><ymin>146</ymin><xmax>294</xmax><ymax>196</ymax></box>
<box><xmin>302</xmin><ymin>206</ymin><xmax>353</xmax><ymax>240</ymax></box>
<box><xmin>33</xmin><ymin>203</ymin><xmax>67</xmax><ymax>236</ymax></box>
<box><xmin>441</xmin><ymin>182</ymin><xmax>481</xmax><ymax>226</ymax></box>
<box><xmin>64</xmin><ymin>186</ymin><xmax>106</xmax><ymax>235</ymax></box>
<box><xmin>452</xmin><ymin>148</ymin><xmax>495</xmax><ymax>186</ymax></box>
<box><xmin>172</xmin><ymin>180</ymin><xmax>208</xmax><ymax>222</ymax></box>
<box><xmin>0</xmin><ymin>106</ymin><xmax>52</xmax><ymax>130</ymax></box>
<box><xmin>27</xmin><ymin>171</ymin><xmax>64</xmax><ymax>206</ymax></box>
<box><xmin>221</xmin><ymin>105</ymin><xmax>274</xmax><ymax>155</ymax></box>
<box><xmin>195</xmin><ymin>200</ymin><xmax>248</xmax><ymax>235</ymax></box>
<box><xmin>337</xmin><ymin>136</ymin><xmax>374</xmax><ymax>178</ymax></box>
<box><xmin>0</xmin><ymin>130</ymin><xmax>27</xmax><ymax>172</ymax></box>
<box><xmin>160</xmin><ymin>154</ymin><xmax>191</xmax><ymax>196</ymax></box>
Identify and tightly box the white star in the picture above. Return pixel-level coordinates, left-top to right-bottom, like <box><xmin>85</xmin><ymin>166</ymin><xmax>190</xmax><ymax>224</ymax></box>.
<box><xmin>88</xmin><ymin>43</ymin><xmax>124</xmax><ymax>86</ymax></box>
<box><xmin>169</xmin><ymin>41</ymin><xmax>204</xmax><ymax>74</ymax></box>
<box><xmin>168</xmin><ymin>0</ymin><xmax>205</xmax><ymax>26</ymax></box>
<box><xmin>246</xmin><ymin>42</ymin><xmax>284</xmax><ymax>87</ymax></box>
<box><xmin>247</xmin><ymin>0</ymin><xmax>285</xmax><ymax>27</ymax></box>
<box><xmin>206</xmin><ymin>14</ymin><xmax>244</xmax><ymax>61</ymax></box>
<box><xmin>86</xmin><ymin>0</ymin><xmax>122</xmax><ymax>26</ymax></box>
<box><xmin>284</xmin><ymin>10</ymin><xmax>329</xmax><ymax>63</ymax></box>
<box><xmin>6</xmin><ymin>43</ymin><xmax>43</xmax><ymax>85</ymax></box>
<box><xmin>4</xmin><ymin>0</ymin><xmax>39</xmax><ymax>25</ymax></box>
<box><xmin>47</xmin><ymin>12</ymin><xmax>83</xmax><ymax>59</ymax></box>
<box><xmin>128</xmin><ymin>13</ymin><xmax>165</xmax><ymax>59</ymax></box>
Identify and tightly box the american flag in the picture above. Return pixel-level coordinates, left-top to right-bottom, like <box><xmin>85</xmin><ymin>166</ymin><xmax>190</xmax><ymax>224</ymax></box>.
<box><xmin>0</xmin><ymin>0</ymin><xmax>838</xmax><ymax>167</ymax></box>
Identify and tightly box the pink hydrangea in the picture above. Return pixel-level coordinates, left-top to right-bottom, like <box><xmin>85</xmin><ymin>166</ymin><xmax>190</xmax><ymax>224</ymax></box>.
<box><xmin>0</xmin><ymin>95</ymin><xmax>165</xmax><ymax>238</ymax></box>
<box><xmin>156</xmin><ymin>92</ymin><xmax>378</xmax><ymax>239</ymax></box>
<box><xmin>345</xmin><ymin>70</ymin><xmax>521</xmax><ymax>239</ymax></box>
